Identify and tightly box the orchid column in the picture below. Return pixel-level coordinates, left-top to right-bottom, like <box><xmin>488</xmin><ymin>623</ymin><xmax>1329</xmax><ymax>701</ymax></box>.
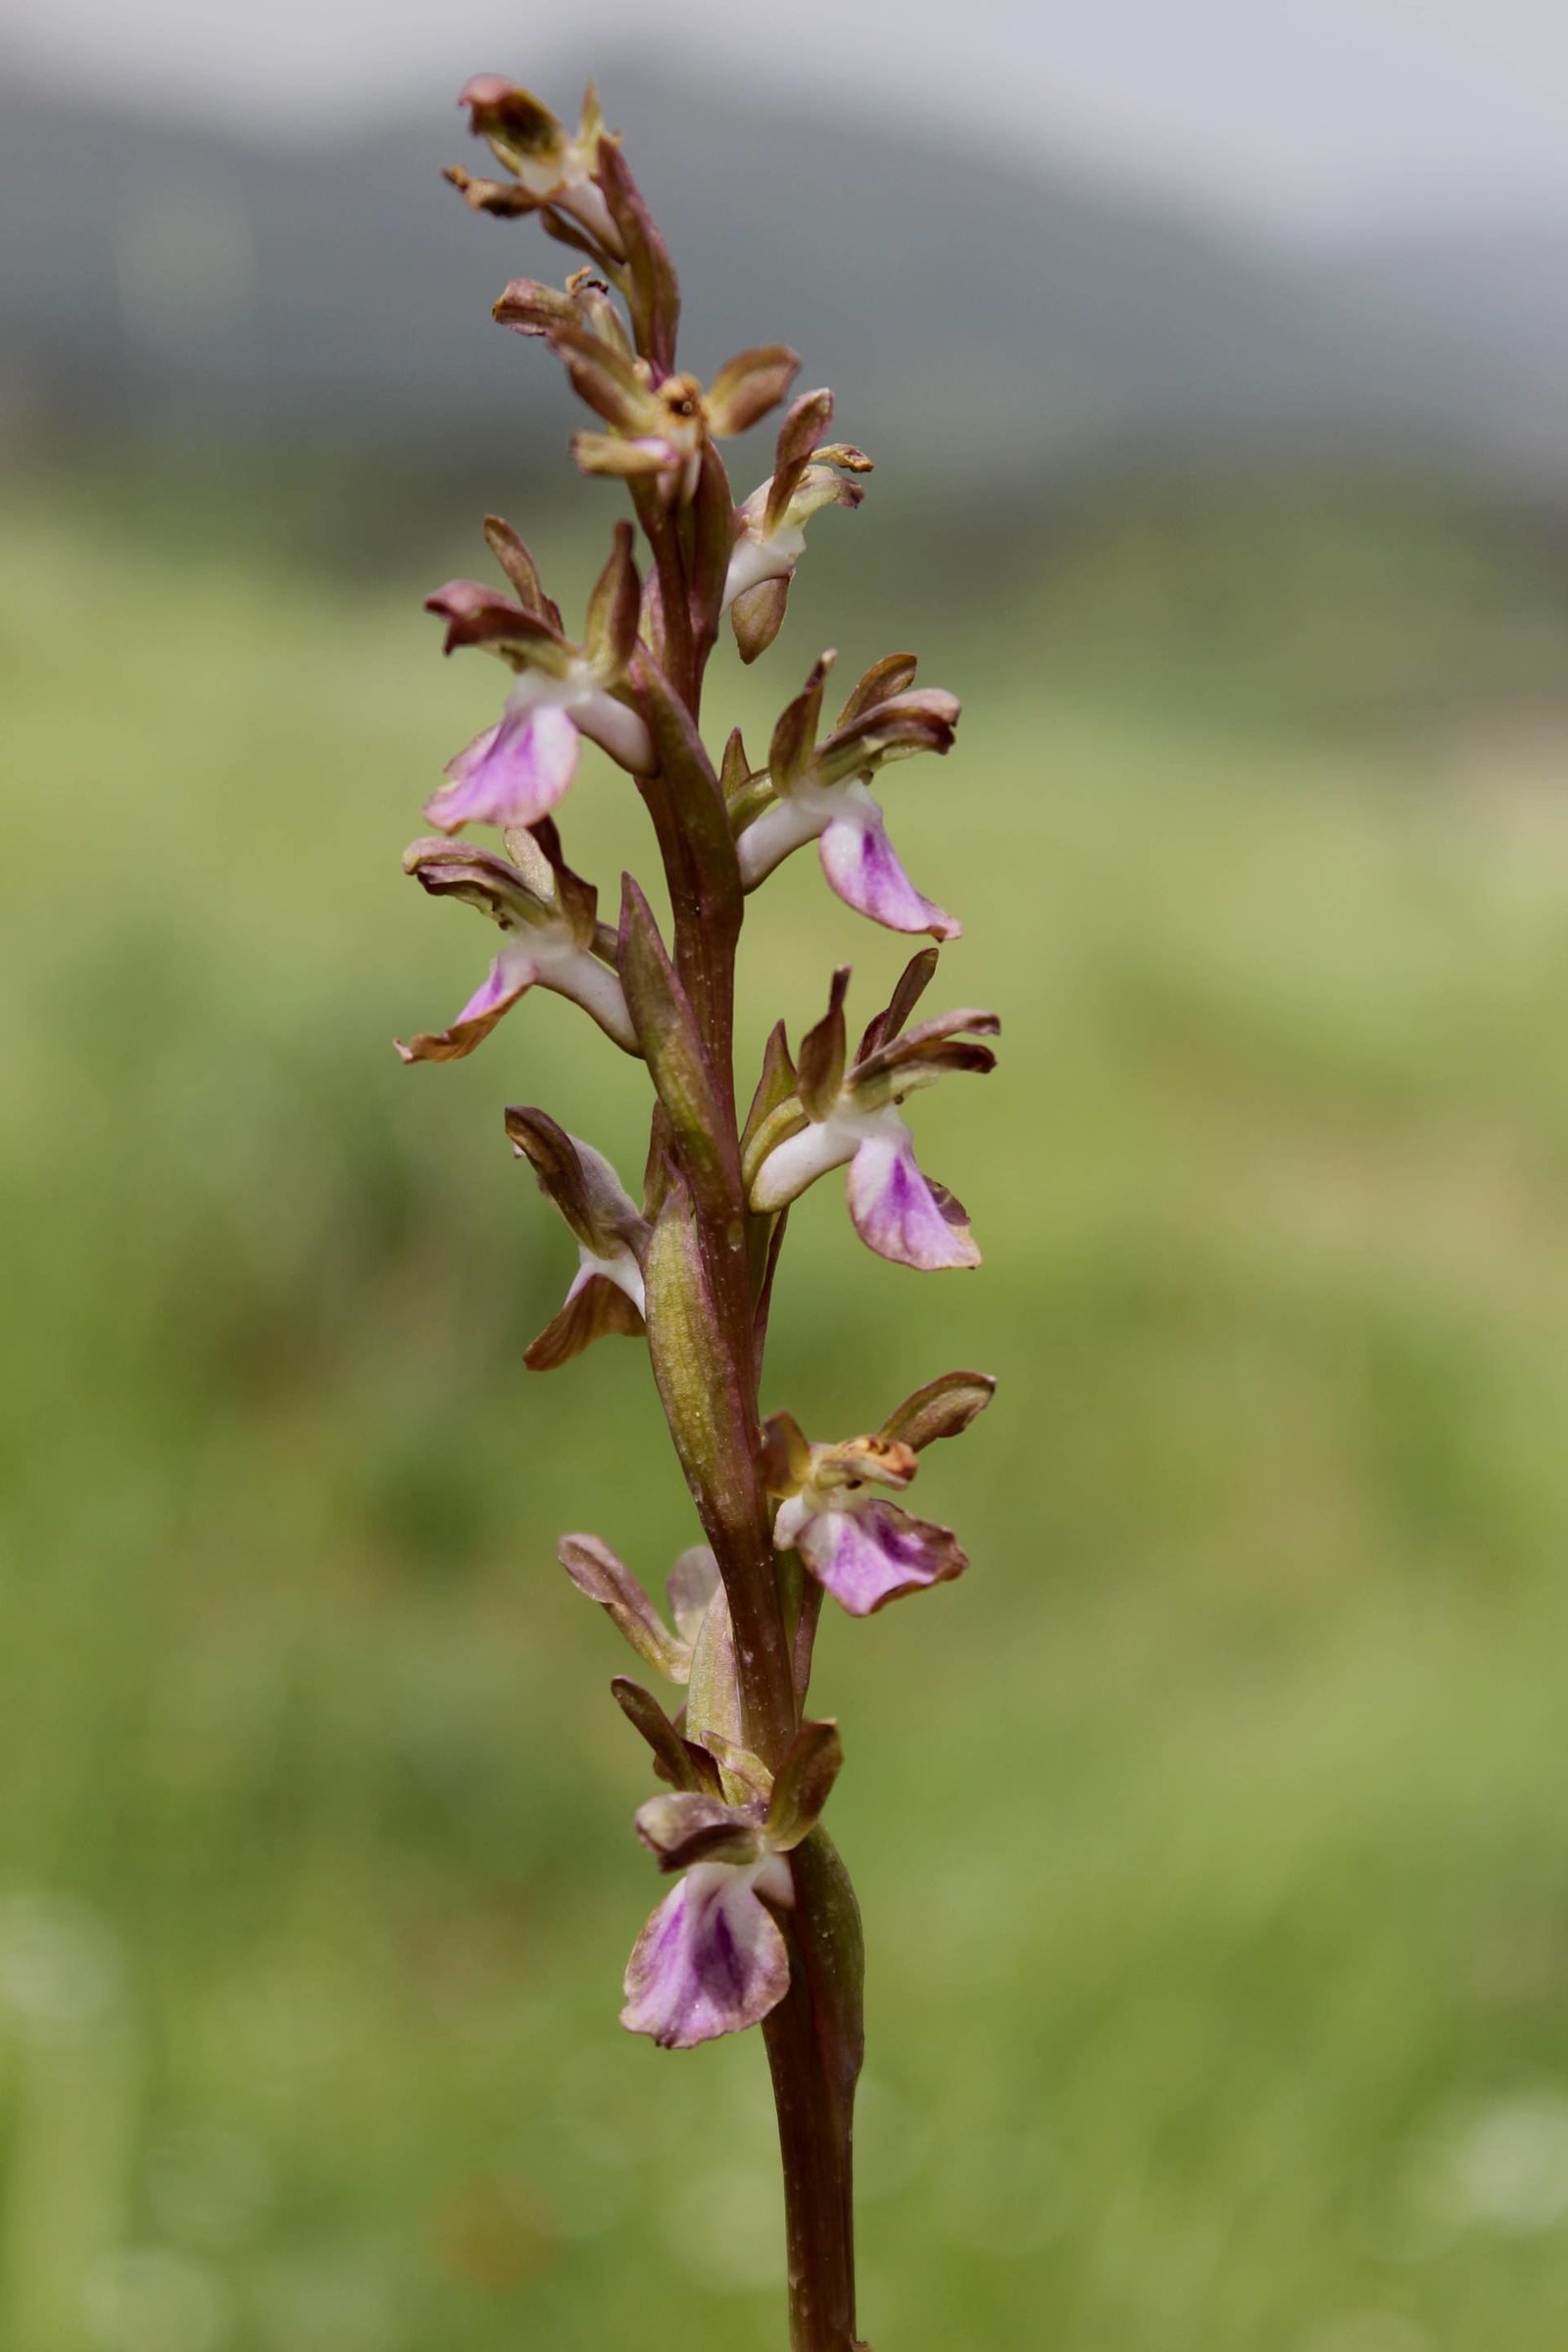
<box><xmin>401</xmin><ymin>75</ymin><xmax>1000</xmax><ymax>2352</ymax></box>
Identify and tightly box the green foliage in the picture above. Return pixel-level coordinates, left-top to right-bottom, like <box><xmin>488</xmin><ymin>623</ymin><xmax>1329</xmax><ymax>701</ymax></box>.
<box><xmin>4</xmin><ymin>480</ymin><xmax>1568</xmax><ymax>2350</ymax></box>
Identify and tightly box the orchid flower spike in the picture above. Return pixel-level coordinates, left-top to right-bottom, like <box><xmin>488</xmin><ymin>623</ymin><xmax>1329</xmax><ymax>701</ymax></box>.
<box><xmin>503</xmin><ymin>1106</ymin><xmax>650</xmax><ymax>1369</ymax></box>
<box><xmin>724</xmin><ymin>389</ymin><xmax>872</xmax><ymax>662</ymax></box>
<box><xmin>396</xmin><ymin>820</ymin><xmax>636</xmax><ymax>1061</ymax></box>
<box><xmin>551</xmin><ymin>320</ymin><xmax>800</xmax><ymax>506</ymax></box>
<box><xmin>744</xmin><ymin>955</ymin><xmax>999</xmax><ymax>1269</ymax></box>
<box><xmin>621</xmin><ymin>1719</ymin><xmax>843</xmax><ymax>2049</ymax></box>
<box><xmin>557</xmin><ymin>1544</ymin><xmax>843</xmax><ymax>2053</ymax></box>
<box><xmin>732</xmin><ymin>651</ymin><xmax>962</xmax><ymax>940</ymax></box>
<box><xmin>445</xmin><ymin>77</ymin><xmax>623</xmax><ymax>259</ymax></box>
<box><xmin>423</xmin><ymin>518</ymin><xmax>653</xmax><ymax>834</ymax></box>
<box><xmin>761</xmin><ymin>1371</ymin><xmax>994</xmax><ymax>1616</ymax></box>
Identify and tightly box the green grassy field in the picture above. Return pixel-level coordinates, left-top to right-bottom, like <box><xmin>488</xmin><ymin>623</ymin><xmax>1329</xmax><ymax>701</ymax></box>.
<box><xmin>3</xmin><ymin>473</ymin><xmax>1568</xmax><ymax>2352</ymax></box>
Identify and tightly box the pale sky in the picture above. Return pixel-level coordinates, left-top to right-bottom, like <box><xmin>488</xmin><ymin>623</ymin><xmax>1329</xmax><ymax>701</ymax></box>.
<box><xmin>3</xmin><ymin>0</ymin><xmax>1563</xmax><ymax>238</ymax></box>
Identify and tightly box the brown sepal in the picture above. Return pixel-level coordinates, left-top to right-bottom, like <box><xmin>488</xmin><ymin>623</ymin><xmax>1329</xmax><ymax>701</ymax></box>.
<box><xmin>759</xmin><ymin>1410</ymin><xmax>812</xmax><ymax>1495</ymax></box>
<box><xmin>583</xmin><ymin>518</ymin><xmax>642</xmax><ymax>675</ymax></box>
<box><xmin>856</xmin><ymin>946</ymin><xmax>940</xmax><ymax>1061</ymax></box>
<box><xmin>706</xmin><ymin>345</ymin><xmax>801</xmax><ymax>438</ymax></box>
<box><xmin>481</xmin><ymin>516</ymin><xmax>562</xmax><ymax>628</ymax></box>
<box><xmin>720</xmin><ymin>727</ymin><xmax>752</xmax><ymax>803</ymax></box>
<box><xmin>769</xmin><ymin>652</ymin><xmax>834</xmax><ymax>792</ymax></box>
<box><xmin>766</xmin><ymin>1720</ymin><xmax>844</xmax><ymax>1853</ymax></box>
<box><xmin>836</xmin><ymin>652</ymin><xmax>919</xmax><ymax>732</ymax></box>
<box><xmin>491</xmin><ymin>277</ymin><xmax>578</xmax><ymax>337</ymax></box>
<box><xmin>595</xmin><ymin>137</ymin><xmax>680</xmax><ymax>375</ymax></box>
<box><xmin>524</xmin><ymin>1273</ymin><xmax>645</xmax><ymax>1372</ymax></box>
<box><xmin>767</xmin><ymin>387</ymin><xmax>835</xmax><ymax>529</ymax></box>
<box><xmin>741</xmin><ymin>1021</ymin><xmax>800</xmax><ymax>1165</ymax></box>
<box><xmin>423</xmin><ymin>578</ymin><xmax>567</xmax><ymax>665</ymax></box>
<box><xmin>798</xmin><ymin>964</ymin><xmax>851</xmax><ymax>1120</ymax></box>
<box><xmin>612</xmin><ymin>1679</ymin><xmax>721</xmax><ymax>1795</ymax></box>
<box><xmin>443</xmin><ymin>166</ymin><xmax>541</xmax><ymax>219</ymax></box>
<box><xmin>879</xmin><ymin>1371</ymin><xmax>997</xmax><ymax>1453</ymax></box>
<box><xmin>548</xmin><ymin>321</ymin><xmax>652</xmax><ymax>433</ymax></box>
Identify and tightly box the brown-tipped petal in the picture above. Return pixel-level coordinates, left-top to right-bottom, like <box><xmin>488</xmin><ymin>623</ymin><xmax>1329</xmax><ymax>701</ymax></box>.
<box><xmin>765</xmin><ymin>1721</ymin><xmax>844</xmax><ymax>1853</ymax></box>
<box><xmin>566</xmin><ymin>269</ymin><xmax>633</xmax><ymax>358</ymax></box>
<box><xmin>423</xmin><ymin>579</ymin><xmax>571</xmax><ymax>669</ymax></box>
<box><xmin>524</xmin><ymin>1271</ymin><xmax>645</xmax><ymax>1371</ymax></box>
<box><xmin>797</xmin><ymin>964</ymin><xmax>851</xmax><ymax>1121</ymax></box>
<box><xmin>570</xmin><ymin>430</ymin><xmax>671</xmax><ymax>480</ymax></box>
<box><xmin>491</xmin><ymin>277</ymin><xmax>579</xmax><ymax>337</ymax></box>
<box><xmin>731</xmin><ymin>575</ymin><xmax>791</xmax><ymax>664</ymax></box>
<box><xmin>814</xmin><ymin>691</ymin><xmax>960</xmax><ymax>788</ymax></box>
<box><xmin>538</xmin><ymin>205</ymin><xmax>619</xmax><ymax>268</ymax></box>
<box><xmin>720</xmin><ymin>727</ymin><xmax>752</xmax><ymax>803</ymax></box>
<box><xmin>759</xmin><ymin>1410</ymin><xmax>813</xmax><ymax>1496</ymax></box>
<box><xmin>504</xmin><ymin>1106</ymin><xmax>645</xmax><ymax>1256</ymax></box>
<box><xmin>596</xmin><ymin>137</ymin><xmax>681</xmax><ymax>375</ymax></box>
<box><xmin>401</xmin><ymin>836</ymin><xmax>551</xmax><ymax>928</ymax></box>
<box><xmin>767</xmin><ymin>387</ymin><xmax>836</xmax><ymax>527</ymax></box>
<box><xmin>706</xmin><ymin>345</ymin><xmax>801</xmax><ymax>439</ymax></box>
<box><xmin>879</xmin><ymin>1371</ymin><xmax>997</xmax><ymax>1453</ymax></box>
<box><xmin>394</xmin><ymin>949</ymin><xmax>536</xmax><ymax>1064</ymax></box>
<box><xmin>612</xmin><ymin>1678</ymin><xmax>719</xmax><ymax>1793</ymax></box>
<box><xmin>857</xmin><ymin>945</ymin><xmax>941</xmax><ymax>1061</ymax></box>
<box><xmin>549</xmin><ymin>322</ymin><xmax>656</xmax><ymax>432</ymax></box>
<box><xmin>836</xmin><ymin>653</ymin><xmax>919</xmax><ymax>732</ymax></box>
<box><xmin>503</xmin><ymin>1103</ymin><xmax>594</xmax><ymax>1235</ymax></box>
<box><xmin>519</xmin><ymin>815</ymin><xmax>600</xmax><ymax>946</ymax></box>
<box><xmin>442</xmin><ymin>166</ymin><xmax>542</xmax><ymax>218</ymax></box>
<box><xmin>583</xmin><ymin>518</ymin><xmax>642</xmax><ymax>677</ymax></box>
<box><xmin>459</xmin><ymin>75</ymin><xmax>564</xmax><ymax>169</ymax></box>
<box><xmin>559</xmin><ymin>1534</ymin><xmax>689</xmax><ymax>1681</ymax></box>
<box><xmin>481</xmin><ymin>516</ymin><xmax>560</xmax><ymax>625</ymax></box>
<box><xmin>634</xmin><ymin>1790</ymin><xmax>764</xmax><ymax>1872</ymax></box>
<box><xmin>853</xmin><ymin>1004</ymin><xmax>1001</xmax><ymax>1092</ymax></box>
<box><xmin>768</xmin><ymin>652</ymin><xmax>835</xmax><ymax>793</ymax></box>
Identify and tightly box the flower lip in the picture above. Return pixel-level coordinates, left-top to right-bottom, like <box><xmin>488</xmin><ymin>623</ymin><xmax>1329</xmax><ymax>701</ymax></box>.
<box><xmin>789</xmin><ymin>1495</ymin><xmax>968</xmax><ymax>1616</ymax></box>
<box><xmin>620</xmin><ymin>1856</ymin><xmax>793</xmax><ymax>2049</ymax></box>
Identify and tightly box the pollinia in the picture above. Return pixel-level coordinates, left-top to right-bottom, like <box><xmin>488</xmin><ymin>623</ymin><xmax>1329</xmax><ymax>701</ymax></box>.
<box><xmin>399</xmin><ymin>74</ymin><xmax>1001</xmax><ymax>2350</ymax></box>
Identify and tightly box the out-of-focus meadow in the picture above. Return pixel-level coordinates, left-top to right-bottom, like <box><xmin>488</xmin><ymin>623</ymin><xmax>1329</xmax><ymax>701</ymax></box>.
<box><xmin>7</xmin><ymin>33</ymin><xmax>1568</xmax><ymax>2350</ymax></box>
<box><xmin>5</xmin><ymin>454</ymin><xmax>1568</xmax><ymax>2352</ymax></box>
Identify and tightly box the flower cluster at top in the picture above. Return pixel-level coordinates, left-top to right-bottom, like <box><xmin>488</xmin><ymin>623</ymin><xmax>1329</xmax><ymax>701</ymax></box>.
<box><xmin>398</xmin><ymin>75</ymin><xmax>1000</xmax><ymax>2049</ymax></box>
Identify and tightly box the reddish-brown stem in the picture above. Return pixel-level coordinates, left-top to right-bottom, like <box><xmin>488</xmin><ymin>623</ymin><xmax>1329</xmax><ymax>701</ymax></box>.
<box><xmin>633</xmin><ymin>473</ymin><xmax>863</xmax><ymax>2347</ymax></box>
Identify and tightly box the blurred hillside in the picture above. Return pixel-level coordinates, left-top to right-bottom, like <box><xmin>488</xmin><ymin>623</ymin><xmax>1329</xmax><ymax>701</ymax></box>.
<box><xmin>3</xmin><ymin>59</ymin><xmax>1568</xmax><ymax>492</ymax></box>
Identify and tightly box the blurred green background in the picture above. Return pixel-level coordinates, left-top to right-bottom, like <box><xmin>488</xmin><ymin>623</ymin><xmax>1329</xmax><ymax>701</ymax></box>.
<box><xmin>6</xmin><ymin>27</ymin><xmax>1568</xmax><ymax>2352</ymax></box>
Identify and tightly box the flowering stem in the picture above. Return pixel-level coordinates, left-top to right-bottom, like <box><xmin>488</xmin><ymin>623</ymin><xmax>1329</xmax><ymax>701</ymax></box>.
<box><xmin>636</xmin><ymin>514</ymin><xmax>864</xmax><ymax>2339</ymax></box>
